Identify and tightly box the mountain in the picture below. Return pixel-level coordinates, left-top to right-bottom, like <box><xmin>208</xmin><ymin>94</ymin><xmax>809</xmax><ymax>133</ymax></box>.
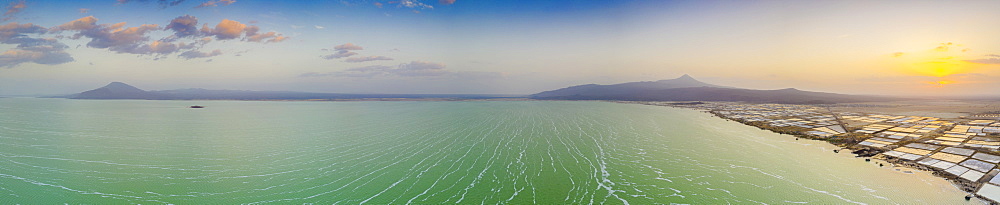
<box><xmin>58</xmin><ymin>82</ymin><xmax>508</xmax><ymax>100</ymax></box>
<box><xmin>531</xmin><ymin>74</ymin><xmax>729</xmax><ymax>99</ymax></box>
<box><xmin>69</xmin><ymin>82</ymin><xmax>165</xmax><ymax>99</ymax></box>
<box><xmin>530</xmin><ymin>75</ymin><xmax>896</xmax><ymax>104</ymax></box>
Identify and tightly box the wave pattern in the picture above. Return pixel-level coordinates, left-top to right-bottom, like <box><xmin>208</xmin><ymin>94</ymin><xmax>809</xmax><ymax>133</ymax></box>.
<box><xmin>0</xmin><ymin>99</ymin><xmax>972</xmax><ymax>204</ymax></box>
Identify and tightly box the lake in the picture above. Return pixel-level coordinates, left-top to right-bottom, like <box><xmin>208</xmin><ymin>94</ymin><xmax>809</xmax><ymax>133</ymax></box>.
<box><xmin>0</xmin><ymin>98</ymin><xmax>977</xmax><ymax>204</ymax></box>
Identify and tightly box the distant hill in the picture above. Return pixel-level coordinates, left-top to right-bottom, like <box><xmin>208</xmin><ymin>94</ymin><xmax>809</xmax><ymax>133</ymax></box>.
<box><xmin>57</xmin><ymin>82</ymin><xmax>509</xmax><ymax>100</ymax></box>
<box><xmin>66</xmin><ymin>82</ymin><xmax>166</xmax><ymax>99</ymax></box>
<box><xmin>59</xmin><ymin>79</ymin><xmax>897</xmax><ymax>104</ymax></box>
<box><xmin>530</xmin><ymin>75</ymin><xmax>897</xmax><ymax>104</ymax></box>
<box><xmin>531</xmin><ymin>74</ymin><xmax>729</xmax><ymax>98</ymax></box>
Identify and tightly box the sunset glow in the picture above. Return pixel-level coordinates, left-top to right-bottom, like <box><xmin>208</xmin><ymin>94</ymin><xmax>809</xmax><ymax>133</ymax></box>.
<box><xmin>892</xmin><ymin>43</ymin><xmax>979</xmax><ymax>77</ymax></box>
<box><xmin>0</xmin><ymin>0</ymin><xmax>998</xmax><ymax>97</ymax></box>
<box><xmin>926</xmin><ymin>80</ymin><xmax>954</xmax><ymax>87</ymax></box>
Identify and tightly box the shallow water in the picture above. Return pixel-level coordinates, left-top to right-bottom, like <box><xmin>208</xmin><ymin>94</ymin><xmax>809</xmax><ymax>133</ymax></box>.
<box><xmin>0</xmin><ymin>98</ymin><xmax>977</xmax><ymax>204</ymax></box>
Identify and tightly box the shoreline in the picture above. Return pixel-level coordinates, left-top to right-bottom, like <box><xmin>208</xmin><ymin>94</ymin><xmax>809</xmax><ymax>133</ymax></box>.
<box><xmin>621</xmin><ymin>100</ymin><xmax>995</xmax><ymax>204</ymax></box>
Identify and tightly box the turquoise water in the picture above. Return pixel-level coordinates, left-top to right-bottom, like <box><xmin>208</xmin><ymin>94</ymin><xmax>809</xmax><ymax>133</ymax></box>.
<box><xmin>0</xmin><ymin>98</ymin><xmax>975</xmax><ymax>204</ymax></box>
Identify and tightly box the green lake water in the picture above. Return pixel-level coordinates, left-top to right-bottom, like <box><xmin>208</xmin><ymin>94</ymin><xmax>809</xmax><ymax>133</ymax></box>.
<box><xmin>0</xmin><ymin>98</ymin><xmax>978</xmax><ymax>204</ymax></box>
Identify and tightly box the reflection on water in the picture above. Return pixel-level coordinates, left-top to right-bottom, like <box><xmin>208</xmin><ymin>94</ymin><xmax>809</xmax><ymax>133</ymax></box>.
<box><xmin>0</xmin><ymin>98</ymin><xmax>976</xmax><ymax>204</ymax></box>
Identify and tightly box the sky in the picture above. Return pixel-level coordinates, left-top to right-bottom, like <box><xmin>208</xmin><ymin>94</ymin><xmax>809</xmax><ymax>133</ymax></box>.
<box><xmin>1</xmin><ymin>0</ymin><xmax>1000</xmax><ymax>97</ymax></box>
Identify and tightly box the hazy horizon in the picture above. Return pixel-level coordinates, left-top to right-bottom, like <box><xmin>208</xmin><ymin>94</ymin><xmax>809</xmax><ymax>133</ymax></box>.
<box><xmin>8</xmin><ymin>76</ymin><xmax>1000</xmax><ymax>100</ymax></box>
<box><xmin>2</xmin><ymin>0</ymin><xmax>1000</xmax><ymax>97</ymax></box>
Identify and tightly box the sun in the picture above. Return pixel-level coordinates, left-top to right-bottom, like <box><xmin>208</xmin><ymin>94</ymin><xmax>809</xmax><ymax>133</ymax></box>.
<box><xmin>910</xmin><ymin>60</ymin><xmax>971</xmax><ymax>77</ymax></box>
<box><xmin>926</xmin><ymin>80</ymin><xmax>954</xmax><ymax>87</ymax></box>
<box><xmin>890</xmin><ymin>43</ymin><xmax>985</xmax><ymax>86</ymax></box>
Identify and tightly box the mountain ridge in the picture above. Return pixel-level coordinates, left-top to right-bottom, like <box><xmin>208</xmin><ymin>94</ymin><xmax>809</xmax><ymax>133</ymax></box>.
<box><xmin>58</xmin><ymin>78</ymin><xmax>900</xmax><ymax>104</ymax></box>
<box><xmin>530</xmin><ymin>75</ymin><xmax>898</xmax><ymax>104</ymax></box>
<box><xmin>531</xmin><ymin>74</ymin><xmax>730</xmax><ymax>99</ymax></box>
<box><xmin>67</xmin><ymin>82</ymin><xmax>165</xmax><ymax>99</ymax></box>
<box><xmin>58</xmin><ymin>82</ymin><xmax>508</xmax><ymax>100</ymax></box>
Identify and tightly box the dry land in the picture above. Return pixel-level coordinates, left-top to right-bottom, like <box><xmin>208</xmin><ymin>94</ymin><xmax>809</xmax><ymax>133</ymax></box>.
<box><xmin>829</xmin><ymin>100</ymin><xmax>1000</xmax><ymax>119</ymax></box>
<box><xmin>624</xmin><ymin>100</ymin><xmax>1000</xmax><ymax>204</ymax></box>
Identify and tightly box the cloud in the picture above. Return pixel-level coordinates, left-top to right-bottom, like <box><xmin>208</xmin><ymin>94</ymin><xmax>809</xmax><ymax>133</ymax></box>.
<box><xmin>192</xmin><ymin>19</ymin><xmax>286</xmax><ymax>42</ymax></box>
<box><xmin>965</xmin><ymin>55</ymin><xmax>1000</xmax><ymax>65</ymax></box>
<box><xmin>51</xmin><ymin>16</ymin><xmax>177</xmax><ymax>55</ymax></box>
<box><xmin>933</xmin><ymin>42</ymin><xmax>960</xmax><ymax>52</ymax></box>
<box><xmin>322</xmin><ymin>50</ymin><xmax>357</xmax><ymax>59</ymax></box>
<box><xmin>195</xmin><ymin>0</ymin><xmax>236</xmax><ymax>8</ymax></box>
<box><xmin>439</xmin><ymin>0</ymin><xmax>455</xmax><ymax>5</ymax></box>
<box><xmin>303</xmin><ymin>61</ymin><xmax>479</xmax><ymax>78</ymax></box>
<box><xmin>2</xmin><ymin>0</ymin><xmax>26</xmax><ymax>21</ymax></box>
<box><xmin>51</xmin><ymin>16</ymin><xmax>99</xmax><ymax>31</ymax></box>
<box><xmin>334</xmin><ymin>43</ymin><xmax>363</xmax><ymax>50</ymax></box>
<box><xmin>393</xmin><ymin>61</ymin><xmax>447</xmax><ymax>76</ymax></box>
<box><xmin>91</xmin><ymin>39</ymin><xmax>182</xmax><ymax>56</ymax></box>
<box><xmin>300</xmin><ymin>65</ymin><xmax>390</xmax><ymax>78</ymax></box>
<box><xmin>170</xmin><ymin>17</ymin><xmax>287</xmax><ymax>43</ymax></box>
<box><xmin>345</xmin><ymin>56</ymin><xmax>393</xmax><ymax>62</ymax></box>
<box><xmin>144</xmin><ymin>41</ymin><xmax>180</xmax><ymax>54</ymax></box>
<box><xmin>117</xmin><ymin>0</ymin><xmax>188</xmax><ymax>8</ymax></box>
<box><xmin>44</xmin><ymin>15</ymin><xmax>283</xmax><ymax>63</ymax></box>
<box><xmin>267</xmin><ymin>35</ymin><xmax>287</xmax><ymax>43</ymax></box>
<box><xmin>950</xmin><ymin>73</ymin><xmax>989</xmax><ymax>78</ymax></box>
<box><xmin>203</xmin><ymin>19</ymin><xmax>247</xmax><ymax>40</ymax></box>
<box><xmin>374</xmin><ymin>2</ymin><xmax>383</xmax><ymax>8</ymax></box>
<box><xmin>79</xmin><ymin>8</ymin><xmax>90</xmax><ymax>13</ymax></box>
<box><xmin>298</xmin><ymin>72</ymin><xmax>325</xmax><ymax>77</ymax></box>
<box><xmin>0</xmin><ymin>22</ymin><xmax>45</xmax><ymax>41</ymax></box>
<box><xmin>165</xmin><ymin>15</ymin><xmax>199</xmax><ymax>37</ymax></box>
<box><xmin>313</xmin><ymin>65</ymin><xmax>393</xmax><ymax>77</ymax></box>
<box><xmin>892</xmin><ymin>52</ymin><xmax>904</xmax><ymax>57</ymax></box>
<box><xmin>0</xmin><ymin>23</ymin><xmax>73</xmax><ymax>67</ymax></box>
<box><xmin>394</xmin><ymin>0</ymin><xmax>433</xmax><ymax>9</ymax></box>
<box><xmin>246</xmin><ymin>31</ymin><xmax>287</xmax><ymax>43</ymax></box>
<box><xmin>0</xmin><ymin>49</ymin><xmax>73</xmax><ymax>68</ymax></box>
<box><xmin>164</xmin><ymin>0</ymin><xmax>187</xmax><ymax>7</ymax></box>
<box><xmin>321</xmin><ymin>43</ymin><xmax>365</xmax><ymax>59</ymax></box>
<box><xmin>314</xmin><ymin>25</ymin><xmax>324</xmax><ymax>29</ymax></box>
<box><xmin>57</xmin><ymin>18</ymin><xmax>162</xmax><ymax>54</ymax></box>
<box><xmin>178</xmin><ymin>49</ymin><xmax>221</xmax><ymax>59</ymax></box>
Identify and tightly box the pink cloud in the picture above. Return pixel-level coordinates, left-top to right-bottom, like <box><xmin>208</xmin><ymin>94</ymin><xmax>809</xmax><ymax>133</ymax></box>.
<box><xmin>2</xmin><ymin>0</ymin><xmax>26</xmax><ymax>21</ymax></box>
<box><xmin>345</xmin><ymin>56</ymin><xmax>393</xmax><ymax>62</ymax></box>
<box><xmin>178</xmin><ymin>49</ymin><xmax>222</xmax><ymax>59</ymax></box>
<box><xmin>334</xmin><ymin>43</ymin><xmax>363</xmax><ymax>51</ymax></box>
<box><xmin>195</xmin><ymin>0</ymin><xmax>236</xmax><ymax>8</ymax></box>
